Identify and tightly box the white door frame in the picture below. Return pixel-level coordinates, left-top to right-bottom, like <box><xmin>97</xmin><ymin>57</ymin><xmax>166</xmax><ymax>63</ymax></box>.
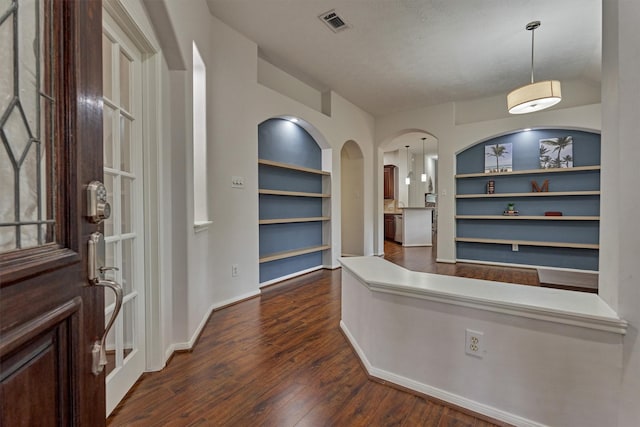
<box><xmin>103</xmin><ymin>0</ymin><xmax>167</xmax><ymax>375</ymax></box>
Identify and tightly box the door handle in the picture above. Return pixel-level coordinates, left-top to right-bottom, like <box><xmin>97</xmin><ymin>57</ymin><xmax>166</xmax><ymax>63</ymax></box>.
<box><xmin>88</xmin><ymin>231</ymin><xmax>123</xmax><ymax>376</ymax></box>
<box><xmin>91</xmin><ymin>279</ymin><xmax>122</xmax><ymax>376</ymax></box>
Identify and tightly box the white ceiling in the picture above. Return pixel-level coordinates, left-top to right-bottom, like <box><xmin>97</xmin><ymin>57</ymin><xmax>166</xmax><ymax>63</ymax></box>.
<box><xmin>206</xmin><ymin>0</ymin><xmax>601</xmax><ymax>117</ymax></box>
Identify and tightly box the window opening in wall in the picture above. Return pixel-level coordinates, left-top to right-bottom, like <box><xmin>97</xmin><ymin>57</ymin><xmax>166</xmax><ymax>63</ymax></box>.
<box><xmin>192</xmin><ymin>42</ymin><xmax>208</xmax><ymax>224</ymax></box>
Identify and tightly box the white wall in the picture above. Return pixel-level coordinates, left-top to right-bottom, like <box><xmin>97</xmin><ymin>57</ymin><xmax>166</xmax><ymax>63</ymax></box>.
<box><xmin>159</xmin><ymin>0</ymin><xmax>216</xmax><ymax>348</ymax></box>
<box><xmin>144</xmin><ymin>0</ymin><xmax>377</xmax><ymax>353</ymax></box>
<box><xmin>601</xmin><ymin>1</ymin><xmax>640</xmax><ymax>425</ymax></box>
<box><xmin>257</xmin><ymin>57</ymin><xmax>323</xmax><ymax>113</ymax></box>
<box><xmin>341</xmin><ymin>267</ymin><xmax>623</xmax><ymax>427</ymax></box>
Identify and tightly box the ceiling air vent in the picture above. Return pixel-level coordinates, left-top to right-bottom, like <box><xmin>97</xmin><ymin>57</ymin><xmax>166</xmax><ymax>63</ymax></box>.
<box><xmin>319</xmin><ymin>9</ymin><xmax>350</xmax><ymax>33</ymax></box>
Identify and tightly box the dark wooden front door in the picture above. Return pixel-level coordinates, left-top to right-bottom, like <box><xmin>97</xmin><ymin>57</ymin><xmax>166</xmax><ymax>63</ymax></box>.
<box><xmin>0</xmin><ymin>0</ymin><xmax>105</xmax><ymax>425</ymax></box>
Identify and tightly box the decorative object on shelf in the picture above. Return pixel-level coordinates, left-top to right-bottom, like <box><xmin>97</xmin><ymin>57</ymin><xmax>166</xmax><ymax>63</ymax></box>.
<box><xmin>420</xmin><ymin>137</ymin><xmax>427</xmax><ymax>182</ymax></box>
<box><xmin>503</xmin><ymin>202</ymin><xmax>519</xmax><ymax>216</ymax></box>
<box><xmin>545</xmin><ymin>211</ymin><xmax>563</xmax><ymax>216</ymax></box>
<box><xmin>427</xmin><ymin>176</ymin><xmax>434</xmax><ymax>193</ymax></box>
<box><xmin>539</xmin><ymin>136</ymin><xmax>573</xmax><ymax>168</ymax></box>
<box><xmin>485</xmin><ymin>143</ymin><xmax>513</xmax><ymax>173</ymax></box>
<box><xmin>531</xmin><ymin>179</ymin><xmax>549</xmax><ymax>192</ymax></box>
<box><xmin>486</xmin><ymin>179</ymin><xmax>495</xmax><ymax>194</ymax></box>
<box><xmin>507</xmin><ymin>21</ymin><xmax>562</xmax><ymax>114</ymax></box>
<box><xmin>405</xmin><ymin>145</ymin><xmax>411</xmax><ymax>185</ymax></box>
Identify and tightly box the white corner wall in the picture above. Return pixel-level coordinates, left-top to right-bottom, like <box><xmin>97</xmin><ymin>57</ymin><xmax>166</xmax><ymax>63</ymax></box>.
<box><xmin>601</xmin><ymin>0</ymin><xmax>640</xmax><ymax>425</ymax></box>
<box><xmin>146</xmin><ymin>0</ymin><xmax>377</xmax><ymax>352</ymax></box>
<box><xmin>160</xmin><ymin>0</ymin><xmax>216</xmax><ymax>349</ymax></box>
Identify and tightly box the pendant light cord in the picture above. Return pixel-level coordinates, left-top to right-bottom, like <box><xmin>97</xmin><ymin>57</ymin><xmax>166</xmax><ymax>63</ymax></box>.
<box><xmin>530</xmin><ymin>26</ymin><xmax>535</xmax><ymax>84</ymax></box>
<box><xmin>526</xmin><ymin>21</ymin><xmax>541</xmax><ymax>84</ymax></box>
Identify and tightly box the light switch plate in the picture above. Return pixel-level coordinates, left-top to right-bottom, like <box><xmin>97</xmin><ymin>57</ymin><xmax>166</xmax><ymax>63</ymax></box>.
<box><xmin>231</xmin><ymin>176</ymin><xmax>245</xmax><ymax>189</ymax></box>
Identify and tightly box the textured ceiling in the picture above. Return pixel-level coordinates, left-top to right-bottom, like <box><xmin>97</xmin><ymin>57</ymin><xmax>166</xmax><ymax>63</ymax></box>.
<box><xmin>206</xmin><ymin>0</ymin><xmax>601</xmax><ymax>117</ymax></box>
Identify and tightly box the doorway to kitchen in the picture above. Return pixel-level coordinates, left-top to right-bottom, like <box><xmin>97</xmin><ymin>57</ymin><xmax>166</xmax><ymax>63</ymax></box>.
<box><xmin>381</xmin><ymin>131</ymin><xmax>438</xmax><ymax>250</ymax></box>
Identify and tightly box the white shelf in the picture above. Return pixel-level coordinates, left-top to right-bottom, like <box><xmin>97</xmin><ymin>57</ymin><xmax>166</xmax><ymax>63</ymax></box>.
<box><xmin>455</xmin><ymin>165</ymin><xmax>601</xmax><ymax>179</ymax></box>
<box><xmin>258</xmin><ymin>159</ymin><xmax>330</xmax><ymax>176</ymax></box>
<box><xmin>259</xmin><ymin>245</ymin><xmax>330</xmax><ymax>264</ymax></box>
<box><xmin>259</xmin><ymin>216</ymin><xmax>330</xmax><ymax>225</ymax></box>
<box><xmin>455</xmin><ymin>237</ymin><xmax>599</xmax><ymax>250</ymax></box>
<box><xmin>456</xmin><ymin>215</ymin><xmax>600</xmax><ymax>221</ymax></box>
<box><xmin>259</xmin><ymin>189</ymin><xmax>330</xmax><ymax>198</ymax></box>
<box><xmin>456</xmin><ymin>190</ymin><xmax>600</xmax><ymax>199</ymax></box>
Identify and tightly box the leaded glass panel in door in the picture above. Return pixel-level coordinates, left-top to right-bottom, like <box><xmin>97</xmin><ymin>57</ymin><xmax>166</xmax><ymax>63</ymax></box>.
<box><xmin>0</xmin><ymin>0</ymin><xmax>56</xmax><ymax>253</ymax></box>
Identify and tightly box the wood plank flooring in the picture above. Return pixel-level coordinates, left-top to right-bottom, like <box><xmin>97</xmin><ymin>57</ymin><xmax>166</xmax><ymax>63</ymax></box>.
<box><xmin>383</xmin><ymin>239</ymin><xmax>541</xmax><ymax>286</ymax></box>
<box><xmin>109</xmin><ymin>239</ymin><xmax>564</xmax><ymax>426</ymax></box>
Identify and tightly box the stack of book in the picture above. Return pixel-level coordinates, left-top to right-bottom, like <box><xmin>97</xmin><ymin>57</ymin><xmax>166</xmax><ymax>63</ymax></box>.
<box><xmin>486</xmin><ymin>179</ymin><xmax>495</xmax><ymax>194</ymax></box>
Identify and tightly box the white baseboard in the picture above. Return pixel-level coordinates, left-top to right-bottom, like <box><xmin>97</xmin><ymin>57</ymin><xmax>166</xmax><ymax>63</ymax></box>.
<box><xmin>171</xmin><ymin>303</ymin><xmax>215</xmax><ymax>352</ymax></box>
<box><xmin>212</xmin><ymin>290</ymin><xmax>261</xmax><ymax>311</ymax></box>
<box><xmin>259</xmin><ymin>266</ymin><xmax>323</xmax><ymax>288</ymax></box>
<box><xmin>340</xmin><ymin>321</ymin><xmax>547</xmax><ymax>427</ymax></box>
<box><xmin>436</xmin><ymin>258</ymin><xmax>456</xmax><ymax>264</ymax></box>
<box><xmin>164</xmin><ymin>344</ymin><xmax>176</xmax><ymax>365</ymax></box>
<box><xmin>167</xmin><ymin>290</ymin><xmax>261</xmax><ymax>357</ymax></box>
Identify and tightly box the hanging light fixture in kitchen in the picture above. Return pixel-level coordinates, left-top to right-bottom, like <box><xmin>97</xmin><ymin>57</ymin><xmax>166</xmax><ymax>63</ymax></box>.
<box><xmin>405</xmin><ymin>145</ymin><xmax>411</xmax><ymax>185</ymax></box>
<box><xmin>507</xmin><ymin>21</ymin><xmax>561</xmax><ymax>114</ymax></box>
<box><xmin>421</xmin><ymin>137</ymin><xmax>427</xmax><ymax>182</ymax></box>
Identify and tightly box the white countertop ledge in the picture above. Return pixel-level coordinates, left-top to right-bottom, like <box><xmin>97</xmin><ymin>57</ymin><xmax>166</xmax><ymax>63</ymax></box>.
<box><xmin>339</xmin><ymin>257</ymin><xmax>627</xmax><ymax>335</ymax></box>
<box><xmin>399</xmin><ymin>206</ymin><xmax>435</xmax><ymax>209</ymax></box>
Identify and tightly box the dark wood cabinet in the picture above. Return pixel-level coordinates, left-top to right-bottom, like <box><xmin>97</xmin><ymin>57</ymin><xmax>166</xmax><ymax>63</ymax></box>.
<box><xmin>384</xmin><ymin>165</ymin><xmax>395</xmax><ymax>199</ymax></box>
<box><xmin>384</xmin><ymin>214</ymin><xmax>395</xmax><ymax>240</ymax></box>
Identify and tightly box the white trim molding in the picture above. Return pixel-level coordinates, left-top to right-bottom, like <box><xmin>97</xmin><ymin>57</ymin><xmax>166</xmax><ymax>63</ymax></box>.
<box><xmin>172</xmin><ymin>290</ymin><xmax>261</xmax><ymax>352</ymax></box>
<box><xmin>259</xmin><ymin>265</ymin><xmax>323</xmax><ymax>288</ymax></box>
<box><xmin>340</xmin><ymin>321</ymin><xmax>548</xmax><ymax>427</ymax></box>
<box><xmin>193</xmin><ymin>220</ymin><xmax>213</xmax><ymax>233</ymax></box>
<box><xmin>340</xmin><ymin>257</ymin><xmax>626</xmax><ymax>334</ymax></box>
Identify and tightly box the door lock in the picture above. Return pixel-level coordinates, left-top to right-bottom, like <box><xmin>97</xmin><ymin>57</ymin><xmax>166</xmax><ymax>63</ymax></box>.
<box><xmin>87</xmin><ymin>180</ymin><xmax>111</xmax><ymax>224</ymax></box>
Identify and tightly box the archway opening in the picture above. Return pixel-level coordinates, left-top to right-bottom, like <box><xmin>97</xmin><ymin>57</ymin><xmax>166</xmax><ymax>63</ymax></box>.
<box><xmin>341</xmin><ymin>140</ymin><xmax>364</xmax><ymax>256</ymax></box>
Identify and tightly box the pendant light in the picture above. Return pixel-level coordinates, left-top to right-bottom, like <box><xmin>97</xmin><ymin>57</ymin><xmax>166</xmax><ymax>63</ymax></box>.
<box><xmin>507</xmin><ymin>21</ymin><xmax>561</xmax><ymax>114</ymax></box>
<box><xmin>420</xmin><ymin>137</ymin><xmax>427</xmax><ymax>182</ymax></box>
<box><xmin>405</xmin><ymin>145</ymin><xmax>411</xmax><ymax>185</ymax></box>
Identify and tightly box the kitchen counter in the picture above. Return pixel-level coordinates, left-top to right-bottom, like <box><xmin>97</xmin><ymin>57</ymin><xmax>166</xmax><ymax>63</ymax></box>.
<box><xmin>400</xmin><ymin>207</ymin><xmax>433</xmax><ymax>247</ymax></box>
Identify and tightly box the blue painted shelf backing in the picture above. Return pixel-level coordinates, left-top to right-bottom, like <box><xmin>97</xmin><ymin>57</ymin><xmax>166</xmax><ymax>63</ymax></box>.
<box><xmin>455</xmin><ymin>129</ymin><xmax>601</xmax><ymax>271</ymax></box>
<box><xmin>258</xmin><ymin>118</ymin><xmax>328</xmax><ymax>283</ymax></box>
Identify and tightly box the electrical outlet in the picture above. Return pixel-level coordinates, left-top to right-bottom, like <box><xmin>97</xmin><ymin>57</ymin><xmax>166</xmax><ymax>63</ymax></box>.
<box><xmin>465</xmin><ymin>329</ymin><xmax>484</xmax><ymax>358</ymax></box>
<box><xmin>231</xmin><ymin>264</ymin><xmax>239</xmax><ymax>277</ymax></box>
<box><xmin>512</xmin><ymin>243</ymin><xmax>519</xmax><ymax>252</ymax></box>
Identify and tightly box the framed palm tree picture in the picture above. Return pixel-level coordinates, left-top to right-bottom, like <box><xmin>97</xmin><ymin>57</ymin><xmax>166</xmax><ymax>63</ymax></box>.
<box><xmin>484</xmin><ymin>143</ymin><xmax>513</xmax><ymax>173</ymax></box>
<box><xmin>539</xmin><ymin>136</ymin><xmax>573</xmax><ymax>168</ymax></box>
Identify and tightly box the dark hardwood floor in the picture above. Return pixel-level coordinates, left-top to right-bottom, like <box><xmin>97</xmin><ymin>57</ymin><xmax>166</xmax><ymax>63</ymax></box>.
<box><xmin>108</xmin><ymin>238</ymin><xmax>563</xmax><ymax>426</ymax></box>
<box><xmin>383</xmin><ymin>238</ymin><xmax>541</xmax><ymax>287</ymax></box>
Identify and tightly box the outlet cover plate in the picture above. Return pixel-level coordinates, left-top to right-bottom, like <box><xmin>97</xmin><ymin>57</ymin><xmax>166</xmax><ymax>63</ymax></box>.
<box><xmin>465</xmin><ymin>329</ymin><xmax>484</xmax><ymax>358</ymax></box>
